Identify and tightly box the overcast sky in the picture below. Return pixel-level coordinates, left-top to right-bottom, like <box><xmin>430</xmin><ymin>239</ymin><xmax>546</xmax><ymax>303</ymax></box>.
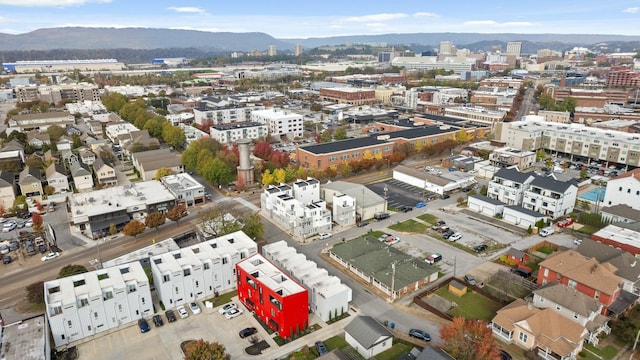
<box><xmin>1</xmin><ymin>0</ymin><xmax>640</xmax><ymax>38</ymax></box>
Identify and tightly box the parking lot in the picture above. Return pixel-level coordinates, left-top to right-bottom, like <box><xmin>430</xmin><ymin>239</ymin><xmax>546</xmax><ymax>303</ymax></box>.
<box><xmin>367</xmin><ymin>179</ymin><xmax>439</xmax><ymax>210</ymax></box>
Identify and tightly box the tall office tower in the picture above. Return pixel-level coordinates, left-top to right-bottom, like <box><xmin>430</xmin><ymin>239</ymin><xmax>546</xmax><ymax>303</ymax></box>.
<box><xmin>294</xmin><ymin>44</ymin><xmax>302</xmax><ymax>56</ymax></box>
<box><xmin>439</xmin><ymin>41</ymin><xmax>454</xmax><ymax>56</ymax></box>
<box><xmin>268</xmin><ymin>45</ymin><xmax>276</xmax><ymax>56</ymax></box>
<box><xmin>506</xmin><ymin>42</ymin><xmax>522</xmax><ymax>57</ymax></box>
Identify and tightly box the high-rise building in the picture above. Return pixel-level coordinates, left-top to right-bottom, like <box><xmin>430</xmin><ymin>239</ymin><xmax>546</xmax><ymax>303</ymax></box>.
<box><xmin>439</xmin><ymin>41</ymin><xmax>455</xmax><ymax>57</ymax></box>
<box><xmin>268</xmin><ymin>45</ymin><xmax>276</xmax><ymax>56</ymax></box>
<box><xmin>294</xmin><ymin>44</ymin><xmax>303</xmax><ymax>56</ymax></box>
<box><xmin>506</xmin><ymin>42</ymin><xmax>522</xmax><ymax>57</ymax></box>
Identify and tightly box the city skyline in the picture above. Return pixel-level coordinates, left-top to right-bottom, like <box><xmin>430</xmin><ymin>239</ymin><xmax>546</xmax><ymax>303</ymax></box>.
<box><xmin>0</xmin><ymin>0</ymin><xmax>640</xmax><ymax>39</ymax></box>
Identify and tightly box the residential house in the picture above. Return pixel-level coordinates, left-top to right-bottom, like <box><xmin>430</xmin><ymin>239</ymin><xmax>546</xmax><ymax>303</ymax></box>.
<box><xmin>491</xmin><ymin>299</ymin><xmax>588</xmax><ymax>360</ymax></box>
<box><xmin>602</xmin><ymin>168</ymin><xmax>640</xmax><ymax>210</ymax></box>
<box><xmin>78</xmin><ymin>148</ymin><xmax>96</xmax><ymax>166</ymax></box>
<box><xmin>87</xmin><ymin>120</ymin><xmax>104</xmax><ymax>136</ymax></box>
<box><xmin>92</xmin><ymin>157</ymin><xmax>117</xmax><ymax>187</ymax></box>
<box><xmin>506</xmin><ymin>248</ymin><xmax>530</xmax><ymax>266</ymax></box>
<box><xmin>522</xmin><ymin>176</ymin><xmax>578</xmax><ymax>218</ymax></box>
<box><xmin>56</xmin><ymin>136</ymin><xmax>73</xmax><ymax>152</ymax></box>
<box><xmin>160</xmin><ymin>173</ymin><xmax>206</xmax><ymax>207</ymax></box>
<box><xmin>18</xmin><ymin>166</ymin><xmax>43</xmax><ymax>202</ymax></box>
<box><xmin>0</xmin><ymin>170</ymin><xmax>16</xmax><ymax>210</ymax></box>
<box><xmin>533</xmin><ymin>283</ymin><xmax>610</xmax><ymax>345</ymax></box>
<box><xmin>66</xmin><ymin>124</ymin><xmax>83</xmax><ymax>136</ymax></box>
<box><xmin>393</xmin><ymin>165</ymin><xmax>476</xmax><ymax>196</ymax></box>
<box><xmin>0</xmin><ymin>139</ymin><xmax>26</xmax><ymax>171</ymax></box>
<box><xmin>344</xmin><ymin>316</ymin><xmax>393</xmax><ymax>359</ymax></box>
<box><xmin>236</xmin><ymin>254</ymin><xmax>308</xmax><ymax>339</ymax></box>
<box><xmin>487</xmin><ymin>167</ymin><xmax>535</xmax><ymax>206</ymax></box>
<box><xmin>537</xmin><ymin>250</ymin><xmax>624</xmax><ymax>314</ymax></box>
<box><xmin>26</xmin><ymin>130</ymin><xmax>51</xmax><ymax>149</ymax></box>
<box><xmin>45</xmin><ymin>163</ymin><xmax>69</xmax><ymax>193</ymax></box>
<box><xmin>601</xmin><ymin>204</ymin><xmax>640</xmax><ymax>224</ymax></box>
<box><xmin>121</xmin><ymin>130</ymin><xmax>160</xmax><ymax>157</ymax></box>
<box><xmin>69</xmin><ymin>162</ymin><xmax>94</xmax><ymax>192</ymax></box>
<box><xmin>130</xmin><ymin>148</ymin><xmax>184</xmax><ymax>181</ymax></box>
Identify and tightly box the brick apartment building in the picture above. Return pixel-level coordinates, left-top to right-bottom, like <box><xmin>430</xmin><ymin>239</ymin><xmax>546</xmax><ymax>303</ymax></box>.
<box><xmin>319</xmin><ymin>87</ymin><xmax>377</xmax><ymax>105</ymax></box>
<box><xmin>606</xmin><ymin>67</ymin><xmax>640</xmax><ymax>88</ymax></box>
<box><xmin>544</xmin><ymin>86</ymin><xmax>630</xmax><ymax>107</ymax></box>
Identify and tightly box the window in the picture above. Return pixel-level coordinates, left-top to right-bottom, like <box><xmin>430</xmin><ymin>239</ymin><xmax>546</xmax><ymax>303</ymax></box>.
<box><xmin>595</xmin><ymin>291</ymin><xmax>600</xmax><ymax>299</ymax></box>
<box><xmin>103</xmin><ymin>291</ymin><xmax>113</xmax><ymax>300</ymax></box>
<box><xmin>78</xmin><ymin>298</ymin><xmax>89</xmax><ymax>307</ymax></box>
<box><xmin>573</xmin><ymin>312</ymin><xmax>579</xmax><ymax>319</ymax></box>
<box><xmin>518</xmin><ymin>332</ymin><xmax>528</xmax><ymax>343</ymax></box>
<box><xmin>555</xmin><ymin>305</ymin><xmax>561</xmax><ymax>311</ymax></box>
<box><xmin>184</xmin><ymin>268</ymin><xmax>191</xmax><ymax>277</ymax></box>
<box><xmin>543</xmin><ymin>268</ymin><xmax>549</xmax><ymax>277</ymax></box>
<box><xmin>141</xmin><ymin>297</ymin><xmax>145</xmax><ymax>305</ymax></box>
<box><xmin>163</xmin><ymin>274</ymin><xmax>170</xmax><ymax>282</ymax></box>
<box><xmin>51</xmin><ymin>305</ymin><xmax>62</xmax><ymax>316</ymax></box>
<box><xmin>127</xmin><ymin>284</ymin><xmax>136</xmax><ymax>293</ymax></box>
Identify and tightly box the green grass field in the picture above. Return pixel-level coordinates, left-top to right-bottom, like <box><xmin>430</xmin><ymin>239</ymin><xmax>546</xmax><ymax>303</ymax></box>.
<box><xmin>374</xmin><ymin>342</ymin><xmax>413</xmax><ymax>360</ymax></box>
<box><xmin>417</xmin><ymin>214</ymin><xmax>438</xmax><ymax>224</ymax></box>
<box><xmin>389</xmin><ymin>219</ymin><xmax>428</xmax><ymax>233</ymax></box>
<box><xmin>436</xmin><ymin>287</ymin><xmax>503</xmax><ymax>321</ymax></box>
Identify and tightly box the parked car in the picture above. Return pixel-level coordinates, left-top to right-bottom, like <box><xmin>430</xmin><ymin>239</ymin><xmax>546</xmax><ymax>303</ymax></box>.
<box><xmin>474</xmin><ymin>244</ymin><xmax>488</xmax><ymax>253</ymax></box>
<box><xmin>416</xmin><ymin>202</ymin><xmax>426</xmax><ymax>208</ymax></box>
<box><xmin>177</xmin><ymin>305</ymin><xmax>189</xmax><ymax>319</ymax></box>
<box><xmin>539</xmin><ymin>227</ymin><xmax>555</xmax><ymax>237</ymax></box>
<box><xmin>442</xmin><ymin>230</ymin><xmax>455</xmax><ymax>239</ymax></box>
<box><xmin>557</xmin><ymin>217</ymin><xmax>574</xmax><ymax>228</ymax></box>
<box><xmin>436</xmin><ymin>226</ymin><xmax>450</xmax><ymax>233</ymax></box>
<box><xmin>384</xmin><ymin>236</ymin><xmax>400</xmax><ymax>245</ymax></box>
<box><xmin>41</xmin><ymin>252</ymin><xmax>60</xmax><ymax>262</ymax></box>
<box><xmin>138</xmin><ymin>318</ymin><xmax>150</xmax><ymax>333</ymax></box>
<box><xmin>431</xmin><ymin>221</ymin><xmax>446</xmax><ymax>230</ymax></box>
<box><xmin>224</xmin><ymin>308</ymin><xmax>243</xmax><ymax>319</ymax></box>
<box><xmin>16</xmin><ymin>221</ymin><xmax>25</xmax><ymax>229</ymax></box>
<box><xmin>374</xmin><ymin>212</ymin><xmax>390</xmax><ymax>220</ymax></box>
<box><xmin>239</xmin><ymin>327</ymin><xmax>258</xmax><ymax>338</ymax></box>
<box><xmin>377</xmin><ymin>233</ymin><xmax>392</xmax><ymax>242</ymax></box>
<box><xmin>189</xmin><ymin>302</ymin><xmax>201</xmax><ymax>315</ymax></box>
<box><xmin>574</xmin><ymin>239</ymin><xmax>583</xmax><ymax>246</ymax></box>
<box><xmin>441</xmin><ymin>194</ymin><xmax>451</xmax><ymax>199</ymax></box>
<box><xmin>9</xmin><ymin>241</ymin><xmax>19</xmax><ymax>251</ymax></box>
<box><xmin>0</xmin><ymin>245</ymin><xmax>8</xmax><ymax>255</ymax></box>
<box><xmin>165</xmin><ymin>310</ymin><xmax>177</xmax><ymax>322</ymax></box>
<box><xmin>357</xmin><ymin>221</ymin><xmax>369</xmax><ymax>227</ymax></box>
<box><xmin>499</xmin><ymin>350</ymin><xmax>512</xmax><ymax>360</ymax></box>
<box><xmin>409</xmin><ymin>329</ymin><xmax>431</xmax><ymax>341</ymax></box>
<box><xmin>425</xmin><ymin>253</ymin><xmax>442</xmax><ymax>264</ymax></box>
<box><xmin>449</xmin><ymin>232</ymin><xmax>462</xmax><ymax>241</ymax></box>
<box><xmin>2</xmin><ymin>222</ymin><xmax>16</xmax><ymax>232</ymax></box>
<box><xmin>399</xmin><ymin>205</ymin><xmax>413</xmax><ymax>212</ymax></box>
<box><xmin>152</xmin><ymin>314</ymin><xmax>164</xmax><ymax>327</ymax></box>
<box><xmin>511</xmin><ymin>268</ymin><xmax>531</xmax><ymax>278</ymax></box>
<box><xmin>464</xmin><ymin>274</ymin><xmax>477</xmax><ymax>286</ymax></box>
<box><xmin>2</xmin><ymin>255</ymin><xmax>11</xmax><ymax>264</ymax></box>
<box><xmin>318</xmin><ymin>233</ymin><xmax>331</xmax><ymax>240</ymax></box>
<box><xmin>315</xmin><ymin>341</ymin><xmax>329</xmax><ymax>356</ymax></box>
<box><xmin>219</xmin><ymin>303</ymin><xmax>238</xmax><ymax>315</ymax></box>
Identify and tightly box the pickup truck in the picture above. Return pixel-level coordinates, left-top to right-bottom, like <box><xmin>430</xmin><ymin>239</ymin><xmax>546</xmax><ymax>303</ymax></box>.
<box><xmin>373</xmin><ymin>213</ymin><xmax>390</xmax><ymax>221</ymax></box>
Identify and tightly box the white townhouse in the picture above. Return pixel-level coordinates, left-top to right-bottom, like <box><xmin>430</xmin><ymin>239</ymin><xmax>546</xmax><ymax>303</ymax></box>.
<box><xmin>251</xmin><ymin>108</ymin><xmax>304</xmax><ymax>139</ymax></box>
<box><xmin>260</xmin><ymin>178</ymin><xmax>332</xmax><ymax>239</ymax></box>
<box><xmin>603</xmin><ymin>168</ymin><xmax>640</xmax><ymax>210</ymax></box>
<box><xmin>160</xmin><ymin>173</ymin><xmax>206</xmax><ymax>207</ymax></box>
<box><xmin>150</xmin><ymin>231</ymin><xmax>257</xmax><ymax>308</ymax></box>
<box><xmin>522</xmin><ymin>175</ymin><xmax>578</xmax><ymax>218</ymax></box>
<box><xmin>209</xmin><ymin>122</ymin><xmax>268</xmax><ymax>144</ymax></box>
<box><xmin>193</xmin><ymin>105</ymin><xmax>265</xmax><ymax>126</ymax></box>
<box><xmin>262</xmin><ymin>241</ymin><xmax>352</xmax><ymax>322</ymax></box>
<box><xmin>45</xmin><ymin>262</ymin><xmax>152</xmax><ymax>349</ymax></box>
<box><xmin>487</xmin><ymin>167</ymin><xmax>535</xmax><ymax>206</ymax></box>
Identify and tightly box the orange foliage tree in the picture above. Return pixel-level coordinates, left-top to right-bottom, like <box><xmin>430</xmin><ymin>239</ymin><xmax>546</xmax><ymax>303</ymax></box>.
<box><xmin>439</xmin><ymin>317</ymin><xmax>500</xmax><ymax>360</ymax></box>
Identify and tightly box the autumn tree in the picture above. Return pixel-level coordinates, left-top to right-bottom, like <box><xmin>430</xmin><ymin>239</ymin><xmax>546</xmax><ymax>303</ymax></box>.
<box><xmin>183</xmin><ymin>339</ymin><xmax>229</xmax><ymax>360</ymax></box>
<box><xmin>253</xmin><ymin>140</ymin><xmax>273</xmax><ymax>160</ymax></box>
<box><xmin>440</xmin><ymin>317</ymin><xmax>500</xmax><ymax>360</ymax></box>
<box><xmin>35</xmin><ymin>201</ymin><xmax>44</xmax><ymax>213</ymax></box>
<box><xmin>32</xmin><ymin>213</ymin><xmax>44</xmax><ymax>232</ymax></box>
<box><xmin>44</xmin><ymin>185</ymin><xmax>56</xmax><ymax>195</ymax></box>
<box><xmin>166</xmin><ymin>204</ymin><xmax>187</xmax><ymax>226</ymax></box>
<box><xmin>235</xmin><ymin>177</ymin><xmax>246</xmax><ymax>192</ymax></box>
<box><xmin>58</xmin><ymin>265</ymin><xmax>88</xmax><ymax>279</ymax></box>
<box><xmin>320</xmin><ymin>130</ymin><xmax>332</xmax><ymax>143</ymax></box>
<box><xmin>109</xmin><ymin>223</ymin><xmax>118</xmax><ymax>235</ymax></box>
<box><xmin>154</xmin><ymin>167</ymin><xmax>174</xmax><ymax>180</ymax></box>
<box><xmin>199</xmin><ymin>205</ymin><xmax>242</xmax><ymax>238</ymax></box>
<box><xmin>26</xmin><ymin>281</ymin><xmax>45</xmax><ymax>304</ymax></box>
<box><xmin>163</xmin><ymin>125</ymin><xmax>186</xmax><ymax>148</ymax></box>
<box><xmin>122</xmin><ymin>220</ymin><xmax>146</xmax><ymax>237</ymax></box>
<box><xmin>145</xmin><ymin>212</ymin><xmax>166</xmax><ymax>231</ymax></box>
<box><xmin>46</xmin><ymin>125</ymin><xmax>66</xmax><ymax>143</ymax></box>
<box><xmin>262</xmin><ymin>169</ymin><xmax>274</xmax><ymax>186</ymax></box>
<box><xmin>273</xmin><ymin>168</ymin><xmax>286</xmax><ymax>184</ymax></box>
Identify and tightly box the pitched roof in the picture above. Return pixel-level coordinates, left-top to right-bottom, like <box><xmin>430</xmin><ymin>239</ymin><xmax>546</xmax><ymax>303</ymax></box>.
<box><xmin>469</xmin><ymin>194</ymin><xmax>504</xmax><ymax>205</ymax></box>
<box><xmin>298</xmin><ymin>136</ymin><xmax>388</xmax><ymax>155</ymax></box>
<box><xmin>493</xmin><ymin>167</ymin><xmax>534</xmax><ymax>184</ymax></box>
<box><xmin>507</xmin><ymin>247</ymin><xmax>526</xmax><ymax>259</ymax></box>
<box><xmin>0</xmin><ymin>170</ymin><xmax>14</xmax><ymax>188</ymax></box>
<box><xmin>601</xmin><ymin>204</ymin><xmax>640</xmax><ymax>221</ymax></box>
<box><xmin>533</xmin><ymin>283</ymin><xmax>601</xmax><ymax>317</ymax></box>
<box><xmin>45</xmin><ymin>163</ymin><xmax>67</xmax><ymax>178</ymax></box>
<box><xmin>70</xmin><ymin>162</ymin><xmax>91</xmax><ymax>177</ymax></box>
<box><xmin>93</xmin><ymin>156</ymin><xmax>113</xmax><ymax>170</ymax></box>
<box><xmin>530</xmin><ymin>175</ymin><xmax>577</xmax><ymax>193</ymax></box>
<box><xmin>1</xmin><ymin>139</ymin><xmax>24</xmax><ymax>151</ymax></box>
<box><xmin>610</xmin><ymin>168</ymin><xmax>640</xmax><ymax>182</ymax></box>
<box><xmin>344</xmin><ymin>316</ymin><xmax>392</xmax><ymax>349</ymax></box>
<box><xmin>575</xmin><ymin>239</ymin><xmax>623</xmax><ymax>263</ymax></box>
<box><xmin>18</xmin><ymin>166</ymin><xmax>40</xmax><ymax>184</ymax></box>
<box><xmin>539</xmin><ymin>250</ymin><xmax>622</xmax><ymax>295</ymax></box>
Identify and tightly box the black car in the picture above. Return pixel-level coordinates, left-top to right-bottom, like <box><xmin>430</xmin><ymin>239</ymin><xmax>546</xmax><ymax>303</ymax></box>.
<box><xmin>2</xmin><ymin>255</ymin><xmax>11</xmax><ymax>264</ymax></box>
<box><xmin>500</xmin><ymin>350</ymin><xmax>512</xmax><ymax>360</ymax></box>
<box><xmin>165</xmin><ymin>310</ymin><xmax>177</xmax><ymax>322</ymax></box>
<box><xmin>152</xmin><ymin>314</ymin><xmax>164</xmax><ymax>327</ymax></box>
<box><xmin>431</xmin><ymin>221</ymin><xmax>446</xmax><ymax>230</ymax></box>
<box><xmin>357</xmin><ymin>221</ymin><xmax>369</xmax><ymax>227</ymax></box>
<box><xmin>409</xmin><ymin>328</ymin><xmax>431</xmax><ymax>341</ymax></box>
<box><xmin>138</xmin><ymin>318</ymin><xmax>150</xmax><ymax>333</ymax></box>
<box><xmin>441</xmin><ymin>194</ymin><xmax>450</xmax><ymax>199</ymax></box>
<box><xmin>511</xmin><ymin>268</ymin><xmax>531</xmax><ymax>278</ymax></box>
<box><xmin>239</xmin><ymin>327</ymin><xmax>258</xmax><ymax>338</ymax></box>
<box><xmin>315</xmin><ymin>341</ymin><xmax>328</xmax><ymax>356</ymax></box>
<box><xmin>399</xmin><ymin>205</ymin><xmax>413</xmax><ymax>213</ymax></box>
<box><xmin>443</xmin><ymin>230</ymin><xmax>455</xmax><ymax>239</ymax></box>
<box><xmin>474</xmin><ymin>244</ymin><xmax>488</xmax><ymax>253</ymax></box>
<box><xmin>374</xmin><ymin>213</ymin><xmax>390</xmax><ymax>220</ymax></box>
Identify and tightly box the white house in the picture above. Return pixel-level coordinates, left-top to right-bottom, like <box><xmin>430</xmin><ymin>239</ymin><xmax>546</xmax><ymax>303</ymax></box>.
<box><xmin>487</xmin><ymin>167</ymin><xmax>535</xmax><ymax>206</ymax></box>
<box><xmin>251</xmin><ymin>108</ymin><xmax>304</xmax><ymax>138</ymax></box>
<box><xmin>45</xmin><ymin>163</ymin><xmax>69</xmax><ymax>193</ymax></box>
<box><xmin>603</xmin><ymin>169</ymin><xmax>640</xmax><ymax>210</ymax></box>
<box><xmin>209</xmin><ymin>122</ymin><xmax>268</xmax><ymax>144</ymax></box>
<box><xmin>44</xmin><ymin>261</ymin><xmax>153</xmax><ymax>348</ymax></box>
<box><xmin>503</xmin><ymin>205</ymin><xmax>547</xmax><ymax>228</ymax></box>
<box><xmin>344</xmin><ymin>316</ymin><xmax>393</xmax><ymax>359</ymax></box>
<box><xmin>262</xmin><ymin>241</ymin><xmax>352</xmax><ymax>322</ymax></box>
<box><xmin>331</xmin><ymin>194</ymin><xmax>356</xmax><ymax>226</ymax></box>
<box><xmin>468</xmin><ymin>194</ymin><xmax>505</xmax><ymax>216</ymax></box>
<box><xmin>160</xmin><ymin>173</ymin><xmax>206</xmax><ymax>207</ymax></box>
<box><xmin>150</xmin><ymin>231</ymin><xmax>257</xmax><ymax>308</ymax></box>
<box><xmin>69</xmin><ymin>162</ymin><xmax>94</xmax><ymax>192</ymax></box>
<box><xmin>522</xmin><ymin>176</ymin><xmax>578</xmax><ymax>218</ymax></box>
<box><xmin>105</xmin><ymin>122</ymin><xmax>139</xmax><ymax>144</ymax></box>
<box><xmin>193</xmin><ymin>105</ymin><xmax>265</xmax><ymax>126</ymax></box>
<box><xmin>321</xmin><ymin>181</ymin><xmax>387</xmax><ymax>222</ymax></box>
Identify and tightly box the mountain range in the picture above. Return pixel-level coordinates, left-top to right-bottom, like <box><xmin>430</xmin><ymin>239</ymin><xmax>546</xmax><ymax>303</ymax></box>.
<box><xmin>1</xmin><ymin>27</ymin><xmax>639</xmax><ymax>54</ymax></box>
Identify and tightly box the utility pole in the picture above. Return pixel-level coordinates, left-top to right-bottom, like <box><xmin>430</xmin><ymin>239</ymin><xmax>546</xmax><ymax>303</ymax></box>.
<box><xmin>389</xmin><ymin>262</ymin><xmax>396</xmax><ymax>302</ymax></box>
<box><xmin>629</xmin><ymin>328</ymin><xmax>640</xmax><ymax>360</ymax></box>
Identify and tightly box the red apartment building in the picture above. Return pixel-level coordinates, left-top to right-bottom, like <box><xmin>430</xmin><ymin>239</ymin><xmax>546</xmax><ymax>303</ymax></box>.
<box><xmin>544</xmin><ymin>86</ymin><xmax>630</xmax><ymax>107</ymax></box>
<box><xmin>536</xmin><ymin>250</ymin><xmax>622</xmax><ymax>314</ymax></box>
<box><xmin>236</xmin><ymin>254</ymin><xmax>308</xmax><ymax>339</ymax></box>
<box><xmin>606</xmin><ymin>67</ymin><xmax>640</xmax><ymax>88</ymax></box>
<box><xmin>319</xmin><ymin>87</ymin><xmax>376</xmax><ymax>105</ymax></box>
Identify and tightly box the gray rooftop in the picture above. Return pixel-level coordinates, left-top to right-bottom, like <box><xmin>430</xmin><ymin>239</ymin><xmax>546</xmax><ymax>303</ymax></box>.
<box><xmin>0</xmin><ymin>315</ymin><xmax>47</xmax><ymax>360</ymax></box>
<box><xmin>343</xmin><ymin>316</ymin><xmax>392</xmax><ymax>349</ymax></box>
<box><xmin>505</xmin><ymin>204</ymin><xmax>546</xmax><ymax>218</ymax></box>
<box><xmin>469</xmin><ymin>194</ymin><xmax>504</xmax><ymax>206</ymax></box>
<box><xmin>534</xmin><ymin>283</ymin><xmax>601</xmax><ymax>317</ymax></box>
<box><xmin>493</xmin><ymin>167</ymin><xmax>534</xmax><ymax>184</ymax></box>
<box><xmin>298</xmin><ymin>136</ymin><xmax>388</xmax><ymax>155</ymax></box>
<box><xmin>530</xmin><ymin>174</ymin><xmax>576</xmax><ymax>193</ymax></box>
<box><xmin>601</xmin><ymin>205</ymin><xmax>640</xmax><ymax>221</ymax></box>
<box><xmin>323</xmin><ymin>181</ymin><xmax>385</xmax><ymax>208</ymax></box>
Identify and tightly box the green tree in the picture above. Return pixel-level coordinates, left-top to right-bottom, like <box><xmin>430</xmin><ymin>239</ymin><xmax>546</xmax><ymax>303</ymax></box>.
<box><xmin>183</xmin><ymin>339</ymin><xmax>230</xmax><ymax>360</ymax></box>
<box><xmin>202</xmin><ymin>158</ymin><xmax>233</xmax><ymax>186</ymax></box>
<box><xmin>163</xmin><ymin>126</ymin><xmax>186</xmax><ymax>148</ymax></box>
<box><xmin>612</xmin><ymin>305</ymin><xmax>640</xmax><ymax>345</ymax></box>
<box><xmin>536</xmin><ymin>149</ymin><xmax>547</xmax><ymax>161</ymax></box>
<box><xmin>241</xmin><ymin>211</ymin><xmax>264</xmax><ymax>241</ymax></box>
<box><xmin>580</xmin><ymin>168</ymin><xmax>588</xmax><ymax>180</ymax></box>
<box><xmin>58</xmin><ymin>264</ymin><xmax>89</xmax><ymax>279</ymax></box>
<box><xmin>333</xmin><ymin>127</ymin><xmax>347</xmax><ymax>140</ymax></box>
<box><xmin>545</xmin><ymin>158</ymin><xmax>554</xmax><ymax>168</ymax></box>
<box><xmin>102</xmin><ymin>92</ymin><xmax>129</xmax><ymax>112</ymax></box>
<box><xmin>145</xmin><ymin>212</ymin><xmax>166</xmax><ymax>231</ymax></box>
<box><xmin>109</xmin><ymin>223</ymin><xmax>118</xmax><ymax>235</ymax></box>
<box><xmin>26</xmin><ymin>281</ymin><xmax>45</xmax><ymax>304</ymax></box>
<box><xmin>122</xmin><ymin>220</ymin><xmax>146</xmax><ymax>237</ymax></box>
<box><xmin>320</xmin><ymin>130</ymin><xmax>332</xmax><ymax>143</ymax></box>
<box><xmin>479</xmin><ymin>185</ymin><xmax>488</xmax><ymax>196</ymax></box>
<box><xmin>538</xmin><ymin>93</ymin><xmax>556</xmax><ymax>110</ymax></box>
<box><xmin>143</xmin><ymin>117</ymin><xmax>164</xmax><ymax>138</ymax></box>
<box><xmin>154</xmin><ymin>167</ymin><xmax>174</xmax><ymax>180</ymax></box>
<box><xmin>199</xmin><ymin>205</ymin><xmax>242</xmax><ymax>237</ymax></box>
<box><xmin>46</xmin><ymin>125</ymin><xmax>66</xmax><ymax>143</ymax></box>
<box><xmin>535</xmin><ymin>219</ymin><xmax>545</xmax><ymax>230</ymax></box>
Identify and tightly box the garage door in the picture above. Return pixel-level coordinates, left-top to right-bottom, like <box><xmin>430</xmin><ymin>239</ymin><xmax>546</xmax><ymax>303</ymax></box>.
<box><xmin>469</xmin><ymin>200</ymin><xmax>481</xmax><ymax>212</ymax></box>
<box><xmin>520</xmin><ymin>219</ymin><xmax>533</xmax><ymax>228</ymax></box>
<box><xmin>504</xmin><ymin>213</ymin><xmax>518</xmax><ymax>225</ymax></box>
<box><xmin>481</xmin><ymin>206</ymin><xmax>495</xmax><ymax>216</ymax></box>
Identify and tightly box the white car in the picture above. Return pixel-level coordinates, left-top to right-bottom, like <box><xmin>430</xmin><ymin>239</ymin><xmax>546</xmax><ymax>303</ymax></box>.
<box><xmin>189</xmin><ymin>302</ymin><xmax>201</xmax><ymax>315</ymax></box>
<box><xmin>449</xmin><ymin>233</ymin><xmax>462</xmax><ymax>242</ymax></box>
<box><xmin>41</xmin><ymin>252</ymin><xmax>60</xmax><ymax>262</ymax></box>
<box><xmin>539</xmin><ymin>228</ymin><xmax>555</xmax><ymax>237</ymax></box>
<box><xmin>224</xmin><ymin>308</ymin><xmax>243</xmax><ymax>319</ymax></box>
<box><xmin>177</xmin><ymin>305</ymin><xmax>189</xmax><ymax>319</ymax></box>
<box><xmin>318</xmin><ymin>233</ymin><xmax>331</xmax><ymax>240</ymax></box>
<box><xmin>24</xmin><ymin>220</ymin><xmax>33</xmax><ymax>227</ymax></box>
<box><xmin>218</xmin><ymin>303</ymin><xmax>237</xmax><ymax>315</ymax></box>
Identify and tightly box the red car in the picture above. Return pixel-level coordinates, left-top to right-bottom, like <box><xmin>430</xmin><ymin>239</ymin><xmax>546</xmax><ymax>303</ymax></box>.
<box><xmin>557</xmin><ymin>217</ymin><xmax>574</xmax><ymax>228</ymax></box>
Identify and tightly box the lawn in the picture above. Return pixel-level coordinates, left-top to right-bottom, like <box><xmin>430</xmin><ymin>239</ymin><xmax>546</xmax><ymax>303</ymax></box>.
<box><xmin>203</xmin><ymin>290</ymin><xmax>237</xmax><ymax>307</ymax></box>
<box><xmin>373</xmin><ymin>342</ymin><xmax>413</xmax><ymax>360</ymax></box>
<box><xmin>486</xmin><ymin>276</ymin><xmax>533</xmax><ymax>301</ymax></box>
<box><xmin>389</xmin><ymin>219</ymin><xmax>428</xmax><ymax>234</ymax></box>
<box><xmin>576</xmin><ymin>225</ymin><xmax>599</xmax><ymax>235</ymax></box>
<box><xmin>581</xmin><ymin>343</ymin><xmax>620</xmax><ymax>360</ymax></box>
<box><xmin>324</xmin><ymin>335</ymin><xmax>349</xmax><ymax>351</ymax></box>
<box><xmin>417</xmin><ymin>214</ymin><xmax>438</xmax><ymax>224</ymax></box>
<box><xmin>537</xmin><ymin>246</ymin><xmax>554</xmax><ymax>255</ymax></box>
<box><xmin>435</xmin><ymin>287</ymin><xmax>503</xmax><ymax>321</ymax></box>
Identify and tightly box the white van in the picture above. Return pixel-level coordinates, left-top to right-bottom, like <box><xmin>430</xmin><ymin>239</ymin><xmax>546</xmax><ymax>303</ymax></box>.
<box><xmin>539</xmin><ymin>228</ymin><xmax>555</xmax><ymax>237</ymax></box>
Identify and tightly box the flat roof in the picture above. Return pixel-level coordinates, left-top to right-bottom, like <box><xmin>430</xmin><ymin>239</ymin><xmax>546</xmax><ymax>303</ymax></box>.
<box><xmin>211</xmin><ymin>122</ymin><xmax>266</xmax><ymax>131</ymax></box>
<box><xmin>0</xmin><ymin>315</ymin><xmax>48</xmax><ymax>360</ymax></box>
<box><xmin>238</xmin><ymin>254</ymin><xmax>306</xmax><ymax>296</ymax></box>
<box><xmin>385</xmin><ymin>125</ymin><xmax>460</xmax><ymax>140</ymax></box>
<box><xmin>298</xmin><ymin>136</ymin><xmax>388</xmax><ymax>155</ymax></box>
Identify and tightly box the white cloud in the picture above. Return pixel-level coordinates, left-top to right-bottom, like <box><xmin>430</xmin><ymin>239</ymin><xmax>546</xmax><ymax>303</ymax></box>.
<box><xmin>465</xmin><ymin>20</ymin><xmax>498</xmax><ymax>26</ymax></box>
<box><xmin>342</xmin><ymin>13</ymin><xmax>408</xmax><ymax>23</ymax></box>
<box><xmin>623</xmin><ymin>7</ymin><xmax>640</xmax><ymax>13</ymax></box>
<box><xmin>0</xmin><ymin>0</ymin><xmax>110</xmax><ymax>6</ymax></box>
<box><xmin>167</xmin><ymin>6</ymin><xmax>207</xmax><ymax>14</ymax></box>
<box><xmin>413</xmin><ymin>12</ymin><xmax>439</xmax><ymax>18</ymax></box>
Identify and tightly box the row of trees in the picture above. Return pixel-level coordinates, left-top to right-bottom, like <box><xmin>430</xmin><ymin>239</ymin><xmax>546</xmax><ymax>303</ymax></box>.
<box><xmin>101</xmin><ymin>93</ymin><xmax>186</xmax><ymax>149</ymax></box>
<box><xmin>121</xmin><ymin>204</ymin><xmax>188</xmax><ymax>237</ymax></box>
<box><xmin>182</xmin><ymin>138</ymin><xmax>238</xmax><ymax>186</ymax></box>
